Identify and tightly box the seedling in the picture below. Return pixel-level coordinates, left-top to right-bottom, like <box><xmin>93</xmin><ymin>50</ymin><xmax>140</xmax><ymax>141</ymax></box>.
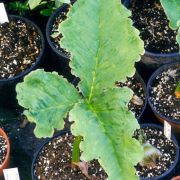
<box><xmin>16</xmin><ymin>0</ymin><xmax>145</xmax><ymax>179</ymax></box>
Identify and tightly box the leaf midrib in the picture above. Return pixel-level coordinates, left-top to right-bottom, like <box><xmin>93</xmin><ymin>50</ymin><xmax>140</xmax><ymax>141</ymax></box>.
<box><xmin>87</xmin><ymin>101</ymin><xmax>122</xmax><ymax>172</ymax></box>
<box><xmin>88</xmin><ymin>4</ymin><xmax>101</xmax><ymax>103</ymax></box>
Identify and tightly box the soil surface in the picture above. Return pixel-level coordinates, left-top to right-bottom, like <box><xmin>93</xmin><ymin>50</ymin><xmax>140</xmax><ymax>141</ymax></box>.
<box><xmin>0</xmin><ymin>134</ymin><xmax>7</xmax><ymax>165</ymax></box>
<box><xmin>131</xmin><ymin>0</ymin><xmax>179</xmax><ymax>54</ymax></box>
<box><xmin>149</xmin><ymin>66</ymin><xmax>180</xmax><ymax>121</ymax></box>
<box><xmin>0</xmin><ymin>17</ymin><xmax>41</xmax><ymax>79</ymax></box>
<box><xmin>50</xmin><ymin>4</ymin><xmax>71</xmax><ymax>57</ymax></box>
<box><xmin>34</xmin><ymin>133</ymin><xmax>107</xmax><ymax>180</ymax></box>
<box><xmin>116</xmin><ymin>75</ymin><xmax>146</xmax><ymax>118</ymax></box>
<box><xmin>134</xmin><ymin>127</ymin><xmax>176</xmax><ymax>178</ymax></box>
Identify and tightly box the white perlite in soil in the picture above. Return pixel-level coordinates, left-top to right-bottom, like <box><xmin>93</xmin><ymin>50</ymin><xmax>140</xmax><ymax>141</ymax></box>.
<box><xmin>150</xmin><ymin>67</ymin><xmax>180</xmax><ymax>121</ymax></box>
<box><xmin>0</xmin><ymin>134</ymin><xmax>7</xmax><ymax>165</ymax></box>
<box><xmin>134</xmin><ymin>127</ymin><xmax>176</xmax><ymax>178</ymax></box>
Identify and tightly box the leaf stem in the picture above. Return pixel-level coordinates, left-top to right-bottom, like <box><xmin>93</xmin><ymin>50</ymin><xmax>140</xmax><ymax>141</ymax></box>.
<box><xmin>72</xmin><ymin>136</ymin><xmax>82</xmax><ymax>163</ymax></box>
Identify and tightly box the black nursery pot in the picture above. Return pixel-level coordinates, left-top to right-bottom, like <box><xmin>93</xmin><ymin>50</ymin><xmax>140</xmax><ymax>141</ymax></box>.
<box><xmin>46</xmin><ymin>3</ymin><xmax>71</xmax><ymax>60</ymax></box>
<box><xmin>32</xmin><ymin>125</ymin><xmax>179</xmax><ymax>180</ymax></box>
<box><xmin>0</xmin><ymin>15</ymin><xmax>45</xmax><ymax>86</ymax></box>
<box><xmin>45</xmin><ymin>3</ymin><xmax>75</xmax><ymax>82</ymax></box>
<box><xmin>139</xmin><ymin>123</ymin><xmax>179</xmax><ymax>180</ymax></box>
<box><xmin>31</xmin><ymin>130</ymin><xmax>69</xmax><ymax>180</ymax></box>
<box><xmin>134</xmin><ymin>73</ymin><xmax>147</xmax><ymax>121</ymax></box>
<box><xmin>122</xmin><ymin>0</ymin><xmax>180</xmax><ymax>70</ymax></box>
<box><xmin>117</xmin><ymin>72</ymin><xmax>147</xmax><ymax>121</ymax></box>
<box><xmin>0</xmin><ymin>15</ymin><xmax>45</xmax><ymax>109</ymax></box>
<box><xmin>147</xmin><ymin>62</ymin><xmax>180</xmax><ymax>134</ymax></box>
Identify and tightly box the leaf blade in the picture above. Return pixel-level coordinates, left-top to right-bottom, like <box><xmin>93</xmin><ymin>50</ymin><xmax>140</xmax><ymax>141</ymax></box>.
<box><xmin>160</xmin><ymin>0</ymin><xmax>180</xmax><ymax>47</ymax></box>
<box><xmin>16</xmin><ymin>69</ymin><xmax>81</xmax><ymax>138</ymax></box>
<box><xmin>70</xmin><ymin>88</ymin><xmax>143</xmax><ymax>180</ymax></box>
<box><xmin>27</xmin><ymin>0</ymin><xmax>42</xmax><ymax>9</ymax></box>
<box><xmin>60</xmin><ymin>0</ymin><xmax>144</xmax><ymax>101</ymax></box>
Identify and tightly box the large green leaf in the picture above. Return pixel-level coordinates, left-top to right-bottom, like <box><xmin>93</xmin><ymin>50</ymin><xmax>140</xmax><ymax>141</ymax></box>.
<box><xmin>70</xmin><ymin>88</ymin><xmax>143</xmax><ymax>180</ymax></box>
<box><xmin>60</xmin><ymin>0</ymin><xmax>144</xmax><ymax>102</ymax></box>
<box><xmin>160</xmin><ymin>0</ymin><xmax>180</xmax><ymax>47</ymax></box>
<box><xmin>16</xmin><ymin>69</ymin><xmax>81</xmax><ymax>137</ymax></box>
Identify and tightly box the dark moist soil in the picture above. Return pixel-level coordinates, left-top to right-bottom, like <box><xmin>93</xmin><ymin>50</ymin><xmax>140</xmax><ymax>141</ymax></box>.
<box><xmin>34</xmin><ymin>133</ymin><xmax>107</xmax><ymax>180</ymax></box>
<box><xmin>116</xmin><ymin>76</ymin><xmax>146</xmax><ymax>118</ymax></box>
<box><xmin>131</xmin><ymin>0</ymin><xmax>179</xmax><ymax>54</ymax></box>
<box><xmin>150</xmin><ymin>66</ymin><xmax>180</xmax><ymax>121</ymax></box>
<box><xmin>0</xmin><ymin>134</ymin><xmax>7</xmax><ymax>165</ymax></box>
<box><xmin>0</xmin><ymin>17</ymin><xmax>41</xmax><ymax>79</ymax></box>
<box><xmin>134</xmin><ymin>127</ymin><xmax>176</xmax><ymax>178</ymax></box>
<box><xmin>50</xmin><ymin>4</ymin><xmax>71</xmax><ymax>57</ymax></box>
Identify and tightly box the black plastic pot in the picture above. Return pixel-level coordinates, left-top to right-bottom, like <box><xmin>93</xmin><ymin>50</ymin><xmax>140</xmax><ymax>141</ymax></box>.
<box><xmin>0</xmin><ymin>15</ymin><xmax>45</xmax><ymax>86</ymax></box>
<box><xmin>31</xmin><ymin>130</ymin><xmax>70</xmax><ymax>180</ymax></box>
<box><xmin>139</xmin><ymin>123</ymin><xmax>179</xmax><ymax>180</ymax></box>
<box><xmin>46</xmin><ymin>3</ymin><xmax>70</xmax><ymax>60</ymax></box>
<box><xmin>0</xmin><ymin>15</ymin><xmax>45</xmax><ymax>109</ymax></box>
<box><xmin>122</xmin><ymin>0</ymin><xmax>180</xmax><ymax>70</ymax></box>
<box><xmin>147</xmin><ymin>62</ymin><xmax>180</xmax><ymax>134</ymax></box>
<box><xmin>45</xmin><ymin>3</ymin><xmax>75</xmax><ymax>82</ymax></box>
<box><xmin>31</xmin><ymin>124</ymin><xmax>179</xmax><ymax>180</ymax></box>
<box><xmin>134</xmin><ymin>72</ymin><xmax>147</xmax><ymax>121</ymax></box>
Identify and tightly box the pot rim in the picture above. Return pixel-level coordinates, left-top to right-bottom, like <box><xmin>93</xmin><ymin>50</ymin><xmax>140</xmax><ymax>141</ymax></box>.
<box><xmin>0</xmin><ymin>128</ymin><xmax>10</xmax><ymax>172</ymax></box>
<box><xmin>0</xmin><ymin>15</ymin><xmax>45</xmax><ymax>85</ymax></box>
<box><xmin>134</xmin><ymin>72</ymin><xmax>147</xmax><ymax>120</ymax></box>
<box><xmin>46</xmin><ymin>3</ymin><xmax>70</xmax><ymax>60</ymax></box>
<box><xmin>31</xmin><ymin>130</ymin><xmax>70</xmax><ymax>180</ymax></box>
<box><xmin>145</xmin><ymin>50</ymin><xmax>180</xmax><ymax>58</ymax></box>
<box><xmin>147</xmin><ymin>62</ymin><xmax>180</xmax><ymax>125</ymax></box>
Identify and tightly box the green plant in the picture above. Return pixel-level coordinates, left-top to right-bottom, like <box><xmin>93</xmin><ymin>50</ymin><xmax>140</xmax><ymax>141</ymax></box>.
<box><xmin>175</xmin><ymin>82</ymin><xmax>180</xmax><ymax>98</ymax></box>
<box><xmin>160</xmin><ymin>0</ymin><xmax>180</xmax><ymax>48</ymax></box>
<box><xmin>7</xmin><ymin>0</ymin><xmax>70</xmax><ymax>16</ymax></box>
<box><xmin>16</xmin><ymin>0</ymin><xmax>145</xmax><ymax>179</ymax></box>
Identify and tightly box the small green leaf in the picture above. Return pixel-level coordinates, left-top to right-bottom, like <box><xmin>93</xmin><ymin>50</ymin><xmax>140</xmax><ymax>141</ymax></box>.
<box><xmin>27</xmin><ymin>0</ymin><xmax>42</xmax><ymax>9</ymax></box>
<box><xmin>175</xmin><ymin>81</ymin><xmax>180</xmax><ymax>98</ymax></box>
<box><xmin>160</xmin><ymin>0</ymin><xmax>180</xmax><ymax>48</ymax></box>
<box><xmin>40</xmin><ymin>8</ymin><xmax>54</xmax><ymax>16</ymax></box>
<box><xmin>55</xmin><ymin>0</ymin><xmax>64</xmax><ymax>8</ymax></box>
<box><xmin>51</xmin><ymin>31</ymin><xmax>61</xmax><ymax>38</ymax></box>
<box><xmin>7</xmin><ymin>1</ymin><xmax>29</xmax><ymax>11</ymax></box>
<box><xmin>16</xmin><ymin>69</ymin><xmax>81</xmax><ymax>138</ymax></box>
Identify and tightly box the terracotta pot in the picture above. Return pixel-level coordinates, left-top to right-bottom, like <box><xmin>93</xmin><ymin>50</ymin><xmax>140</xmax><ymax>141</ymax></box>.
<box><xmin>171</xmin><ymin>176</ymin><xmax>180</xmax><ymax>180</ymax></box>
<box><xmin>0</xmin><ymin>128</ymin><xmax>10</xmax><ymax>177</ymax></box>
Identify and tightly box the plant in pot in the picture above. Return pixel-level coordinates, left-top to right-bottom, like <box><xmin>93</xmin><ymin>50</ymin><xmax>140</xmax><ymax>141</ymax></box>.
<box><xmin>6</xmin><ymin>0</ymin><xmax>70</xmax><ymax>16</ymax></box>
<box><xmin>16</xmin><ymin>0</ymin><xmax>147</xmax><ymax>179</ymax></box>
<box><xmin>123</xmin><ymin>0</ymin><xmax>180</xmax><ymax>70</ymax></box>
<box><xmin>0</xmin><ymin>128</ymin><xmax>10</xmax><ymax>178</ymax></box>
<box><xmin>147</xmin><ymin>62</ymin><xmax>180</xmax><ymax>134</ymax></box>
<box><xmin>16</xmin><ymin>0</ymin><xmax>180</xmax><ymax>179</ymax></box>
